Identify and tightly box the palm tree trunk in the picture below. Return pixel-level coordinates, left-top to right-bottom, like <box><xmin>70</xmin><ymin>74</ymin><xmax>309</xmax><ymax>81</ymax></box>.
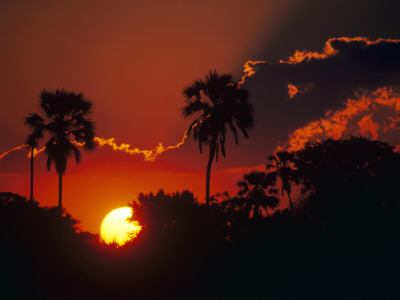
<box><xmin>288</xmin><ymin>191</ymin><xmax>293</xmax><ymax>215</ymax></box>
<box><xmin>58</xmin><ymin>172</ymin><xmax>62</xmax><ymax>210</ymax></box>
<box><xmin>205</xmin><ymin>139</ymin><xmax>216</xmax><ymax>207</ymax></box>
<box><xmin>30</xmin><ymin>147</ymin><xmax>34</xmax><ymax>201</ymax></box>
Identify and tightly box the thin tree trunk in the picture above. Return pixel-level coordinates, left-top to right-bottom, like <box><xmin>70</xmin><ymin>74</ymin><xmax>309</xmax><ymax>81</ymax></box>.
<box><xmin>58</xmin><ymin>172</ymin><xmax>62</xmax><ymax>210</ymax></box>
<box><xmin>288</xmin><ymin>191</ymin><xmax>293</xmax><ymax>215</ymax></box>
<box><xmin>205</xmin><ymin>139</ymin><xmax>216</xmax><ymax>207</ymax></box>
<box><xmin>30</xmin><ymin>147</ymin><xmax>34</xmax><ymax>201</ymax></box>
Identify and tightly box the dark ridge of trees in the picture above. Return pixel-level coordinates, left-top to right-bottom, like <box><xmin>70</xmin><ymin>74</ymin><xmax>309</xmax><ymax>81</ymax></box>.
<box><xmin>0</xmin><ymin>192</ymin><xmax>98</xmax><ymax>299</ymax></box>
<box><xmin>24</xmin><ymin>89</ymin><xmax>96</xmax><ymax>209</ymax></box>
<box><xmin>2</xmin><ymin>137</ymin><xmax>400</xmax><ymax>299</ymax></box>
<box><xmin>182</xmin><ymin>70</ymin><xmax>255</xmax><ymax>206</ymax></box>
<box><xmin>291</xmin><ymin>137</ymin><xmax>400</xmax><ymax>225</ymax></box>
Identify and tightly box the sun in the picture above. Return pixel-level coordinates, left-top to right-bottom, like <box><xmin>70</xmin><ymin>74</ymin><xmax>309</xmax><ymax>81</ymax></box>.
<box><xmin>100</xmin><ymin>206</ymin><xmax>142</xmax><ymax>246</ymax></box>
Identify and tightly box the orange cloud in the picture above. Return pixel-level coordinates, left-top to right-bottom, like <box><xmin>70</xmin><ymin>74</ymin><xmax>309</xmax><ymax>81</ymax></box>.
<box><xmin>238</xmin><ymin>60</ymin><xmax>266</xmax><ymax>87</ymax></box>
<box><xmin>93</xmin><ymin>134</ymin><xmax>188</xmax><ymax>162</ymax></box>
<box><xmin>282</xmin><ymin>88</ymin><xmax>400</xmax><ymax>152</ymax></box>
<box><xmin>385</xmin><ymin>117</ymin><xmax>400</xmax><ymax>132</ymax></box>
<box><xmin>1</xmin><ymin>130</ymin><xmax>190</xmax><ymax>163</ymax></box>
<box><xmin>287</xmin><ymin>84</ymin><xmax>298</xmax><ymax>99</ymax></box>
<box><xmin>287</xmin><ymin>83</ymin><xmax>313</xmax><ymax>99</ymax></box>
<box><xmin>0</xmin><ymin>144</ymin><xmax>28</xmax><ymax>161</ymax></box>
<box><xmin>280</xmin><ymin>37</ymin><xmax>400</xmax><ymax>64</ymax></box>
<box><xmin>358</xmin><ymin>114</ymin><xmax>379</xmax><ymax>140</ymax></box>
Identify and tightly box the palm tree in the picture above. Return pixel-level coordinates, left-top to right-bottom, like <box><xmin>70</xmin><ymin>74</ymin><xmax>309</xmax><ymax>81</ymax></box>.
<box><xmin>182</xmin><ymin>70</ymin><xmax>255</xmax><ymax>206</ymax></box>
<box><xmin>39</xmin><ymin>89</ymin><xmax>96</xmax><ymax>209</ymax></box>
<box><xmin>267</xmin><ymin>151</ymin><xmax>296</xmax><ymax>214</ymax></box>
<box><xmin>24</xmin><ymin>113</ymin><xmax>45</xmax><ymax>201</ymax></box>
<box><xmin>237</xmin><ymin>171</ymin><xmax>279</xmax><ymax>218</ymax></box>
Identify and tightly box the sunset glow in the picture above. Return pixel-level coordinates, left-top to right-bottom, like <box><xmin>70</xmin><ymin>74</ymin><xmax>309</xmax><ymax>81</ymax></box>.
<box><xmin>0</xmin><ymin>23</ymin><xmax>399</xmax><ymax>235</ymax></box>
<box><xmin>2</xmin><ymin>1</ymin><xmax>400</xmax><ymax>297</ymax></box>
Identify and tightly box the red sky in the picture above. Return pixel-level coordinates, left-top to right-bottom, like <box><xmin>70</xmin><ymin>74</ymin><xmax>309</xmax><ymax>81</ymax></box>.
<box><xmin>1</xmin><ymin>0</ymin><xmax>400</xmax><ymax>233</ymax></box>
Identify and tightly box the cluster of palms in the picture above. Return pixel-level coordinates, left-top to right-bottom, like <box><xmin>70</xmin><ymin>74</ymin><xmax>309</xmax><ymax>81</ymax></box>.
<box><xmin>209</xmin><ymin>151</ymin><xmax>295</xmax><ymax>221</ymax></box>
<box><xmin>25</xmin><ymin>70</ymin><xmax>257</xmax><ymax>210</ymax></box>
<box><xmin>25</xmin><ymin>71</ymin><xmax>295</xmax><ymax>216</ymax></box>
<box><xmin>25</xmin><ymin>89</ymin><xmax>96</xmax><ymax>209</ymax></box>
<box><xmin>181</xmin><ymin>70</ymin><xmax>299</xmax><ymax>217</ymax></box>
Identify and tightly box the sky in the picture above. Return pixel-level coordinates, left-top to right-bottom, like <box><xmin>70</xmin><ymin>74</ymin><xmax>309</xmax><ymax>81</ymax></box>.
<box><xmin>1</xmin><ymin>0</ymin><xmax>400</xmax><ymax>233</ymax></box>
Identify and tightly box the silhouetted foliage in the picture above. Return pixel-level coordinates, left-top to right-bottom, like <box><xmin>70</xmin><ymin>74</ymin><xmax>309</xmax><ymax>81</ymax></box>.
<box><xmin>0</xmin><ymin>192</ymin><xmax>100</xmax><ymax>299</ymax></box>
<box><xmin>130</xmin><ymin>189</ymin><xmax>226</xmax><ymax>245</ymax></box>
<box><xmin>3</xmin><ymin>137</ymin><xmax>400</xmax><ymax>299</ymax></box>
<box><xmin>292</xmin><ymin>137</ymin><xmax>400</xmax><ymax>225</ymax></box>
<box><xmin>131</xmin><ymin>189</ymin><xmax>199</xmax><ymax>231</ymax></box>
<box><xmin>26</xmin><ymin>89</ymin><xmax>96</xmax><ymax>209</ymax></box>
<box><xmin>237</xmin><ymin>170</ymin><xmax>279</xmax><ymax>218</ymax></box>
<box><xmin>182</xmin><ymin>70</ymin><xmax>255</xmax><ymax>205</ymax></box>
<box><xmin>267</xmin><ymin>150</ymin><xmax>296</xmax><ymax>214</ymax></box>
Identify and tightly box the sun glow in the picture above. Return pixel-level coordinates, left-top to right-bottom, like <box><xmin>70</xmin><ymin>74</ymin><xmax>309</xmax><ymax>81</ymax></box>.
<box><xmin>100</xmin><ymin>207</ymin><xmax>141</xmax><ymax>246</ymax></box>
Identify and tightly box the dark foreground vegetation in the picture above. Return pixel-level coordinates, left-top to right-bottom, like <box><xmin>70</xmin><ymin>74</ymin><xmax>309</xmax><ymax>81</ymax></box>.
<box><xmin>1</xmin><ymin>137</ymin><xmax>400</xmax><ymax>299</ymax></box>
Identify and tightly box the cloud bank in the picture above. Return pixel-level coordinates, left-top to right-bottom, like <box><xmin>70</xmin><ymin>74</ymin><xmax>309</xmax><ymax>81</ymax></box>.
<box><xmin>244</xmin><ymin>37</ymin><xmax>400</xmax><ymax>151</ymax></box>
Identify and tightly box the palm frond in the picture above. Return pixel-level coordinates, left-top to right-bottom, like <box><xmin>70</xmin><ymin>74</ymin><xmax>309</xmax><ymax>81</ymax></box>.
<box><xmin>70</xmin><ymin>143</ymin><xmax>81</xmax><ymax>164</ymax></box>
<box><xmin>181</xmin><ymin>70</ymin><xmax>255</xmax><ymax>182</ymax></box>
<box><xmin>228</xmin><ymin>122</ymin><xmax>238</xmax><ymax>144</ymax></box>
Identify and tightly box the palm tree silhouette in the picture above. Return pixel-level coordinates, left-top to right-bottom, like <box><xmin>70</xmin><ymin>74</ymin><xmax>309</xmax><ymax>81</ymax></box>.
<box><xmin>24</xmin><ymin>113</ymin><xmax>45</xmax><ymax>201</ymax></box>
<box><xmin>237</xmin><ymin>171</ymin><xmax>279</xmax><ymax>218</ymax></box>
<box><xmin>39</xmin><ymin>89</ymin><xmax>96</xmax><ymax>209</ymax></box>
<box><xmin>267</xmin><ymin>151</ymin><xmax>295</xmax><ymax>214</ymax></box>
<box><xmin>182</xmin><ymin>70</ymin><xmax>254</xmax><ymax>206</ymax></box>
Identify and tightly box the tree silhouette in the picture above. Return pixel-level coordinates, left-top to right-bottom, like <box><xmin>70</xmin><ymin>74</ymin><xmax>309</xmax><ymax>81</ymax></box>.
<box><xmin>182</xmin><ymin>70</ymin><xmax>254</xmax><ymax>206</ymax></box>
<box><xmin>35</xmin><ymin>89</ymin><xmax>96</xmax><ymax>209</ymax></box>
<box><xmin>24</xmin><ymin>113</ymin><xmax>45</xmax><ymax>201</ymax></box>
<box><xmin>267</xmin><ymin>151</ymin><xmax>296</xmax><ymax>214</ymax></box>
<box><xmin>237</xmin><ymin>171</ymin><xmax>279</xmax><ymax>219</ymax></box>
<box><xmin>293</xmin><ymin>137</ymin><xmax>400</xmax><ymax>223</ymax></box>
<box><xmin>131</xmin><ymin>189</ymin><xmax>202</xmax><ymax>233</ymax></box>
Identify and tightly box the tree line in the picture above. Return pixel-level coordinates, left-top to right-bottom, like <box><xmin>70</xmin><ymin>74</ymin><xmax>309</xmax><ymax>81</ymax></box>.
<box><xmin>2</xmin><ymin>135</ymin><xmax>399</xmax><ymax>298</ymax></box>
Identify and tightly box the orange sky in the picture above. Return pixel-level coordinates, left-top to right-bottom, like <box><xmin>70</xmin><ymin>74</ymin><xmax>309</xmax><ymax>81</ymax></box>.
<box><xmin>1</xmin><ymin>0</ymin><xmax>400</xmax><ymax>233</ymax></box>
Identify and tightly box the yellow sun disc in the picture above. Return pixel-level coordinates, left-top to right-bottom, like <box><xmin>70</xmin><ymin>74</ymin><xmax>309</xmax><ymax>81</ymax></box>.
<box><xmin>100</xmin><ymin>206</ymin><xmax>141</xmax><ymax>246</ymax></box>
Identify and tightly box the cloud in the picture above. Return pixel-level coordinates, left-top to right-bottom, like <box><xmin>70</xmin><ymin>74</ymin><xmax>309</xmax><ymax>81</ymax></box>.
<box><xmin>284</xmin><ymin>88</ymin><xmax>400</xmax><ymax>151</ymax></box>
<box><xmin>243</xmin><ymin>37</ymin><xmax>400</xmax><ymax>151</ymax></box>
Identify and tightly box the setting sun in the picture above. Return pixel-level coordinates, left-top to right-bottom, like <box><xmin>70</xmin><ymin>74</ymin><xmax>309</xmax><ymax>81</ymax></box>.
<box><xmin>100</xmin><ymin>207</ymin><xmax>141</xmax><ymax>246</ymax></box>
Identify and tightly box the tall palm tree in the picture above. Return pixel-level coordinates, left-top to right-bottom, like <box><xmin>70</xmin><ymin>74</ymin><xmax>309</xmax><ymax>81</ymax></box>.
<box><xmin>237</xmin><ymin>171</ymin><xmax>279</xmax><ymax>218</ymax></box>
<box><xmin>24</xmin><ymin>113</ymin><xmax>45</xmax><ymax>201</ymax></box>
<box><xmin>267</xmin><ymin>151</ymin><xmax>295</xmax><ymax>214</ymax></box>
<box><xmin>182</xmin><ymin>70</ymin><xmax>255</xmax><ymax>206</ymax></box>
<box><xmin>39</xmin><ymin>89</ymin><xmax>96</xmax><ymax>209</ymax></box>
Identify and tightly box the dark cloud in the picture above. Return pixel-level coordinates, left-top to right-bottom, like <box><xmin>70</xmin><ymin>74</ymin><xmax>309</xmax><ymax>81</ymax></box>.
<box><xmin>243</xmin><ymin>38</ymin><xmax>400</xmax><ymax>149</ymax></box>
<box><xmin>258</xmin><ymin>0</ymin><xmax>400</xmax><ymax>62</ymax></box>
